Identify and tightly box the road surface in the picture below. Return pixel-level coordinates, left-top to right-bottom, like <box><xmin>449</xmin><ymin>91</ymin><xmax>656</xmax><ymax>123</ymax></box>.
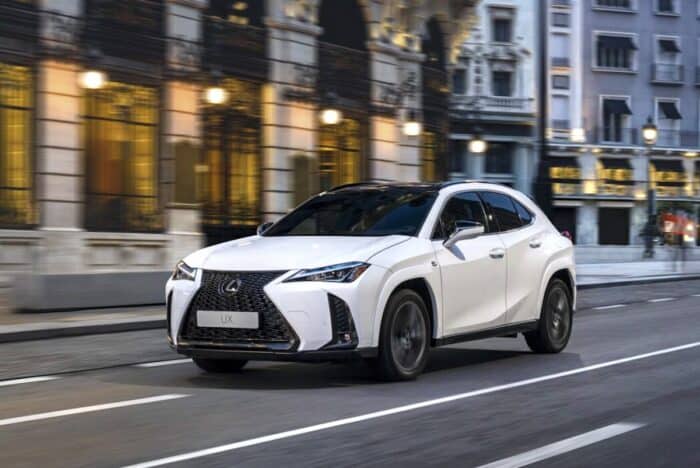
<box><xmin>1</xmin><ymin>280</ymin><xmax>699</xmax><ymax>467</ymax></box>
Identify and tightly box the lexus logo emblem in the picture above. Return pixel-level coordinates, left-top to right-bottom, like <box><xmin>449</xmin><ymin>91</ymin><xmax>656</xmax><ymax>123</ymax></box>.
<box><xmin>221</xmin><ymin>278</ymin><xmax>242</xmax><ymax>295</ymax></box>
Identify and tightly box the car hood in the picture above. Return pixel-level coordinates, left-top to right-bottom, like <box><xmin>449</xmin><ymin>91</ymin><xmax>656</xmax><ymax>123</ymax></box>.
<box><xmin>183</xmin><ymin>235</ymin><xmax>410</xmax><ymax>271</ymax></box>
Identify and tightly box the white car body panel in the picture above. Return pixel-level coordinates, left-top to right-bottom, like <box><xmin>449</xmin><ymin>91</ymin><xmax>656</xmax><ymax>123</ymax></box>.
<box><xmin>166</xmin><ymin>182</ymin><xmax>575</xmax><ymax>359</ymax></box>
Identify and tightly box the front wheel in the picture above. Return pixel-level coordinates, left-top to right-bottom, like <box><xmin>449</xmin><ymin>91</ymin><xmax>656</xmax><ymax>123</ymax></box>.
<box><xmin>373</xmin><ymin>289</ymin><xmax>430</xmax><ymax>381</ymax></box>
<box><xmin>525</xmin><ymin>278</ymin><xmax>572</xmax><ymax>353</ymax></box>
<box><xmin>192</xmin><ymin>358</ymin><xmax>248</xmax><ymax>373</ymax></box>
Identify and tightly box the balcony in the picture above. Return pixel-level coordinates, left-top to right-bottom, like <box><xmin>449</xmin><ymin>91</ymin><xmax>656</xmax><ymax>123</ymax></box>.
<box><xmin>450</xmin><ymin>95</ymin><xmax>535</xmax><ymax>114</ymax></box>
<box><xmin>652</xmin><ymin>63</ymin><xmax>683</xmax><ymax>84</ymax></box>
<box><xmin>592</xmin><ymin>127</ymin><xmax>700</xmax><ymax>148</ymax></box>
<box><xmin>594</xmin><ymin>127</ymin><xmax>638</xmax><ymax>145</ymax></box>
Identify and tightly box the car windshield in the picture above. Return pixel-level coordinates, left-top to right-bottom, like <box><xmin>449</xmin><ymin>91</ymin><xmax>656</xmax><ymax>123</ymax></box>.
<box><xmin>264</xmin><ymin>188</ymin><xmax>438</xmax><ymax>237</ymax></box>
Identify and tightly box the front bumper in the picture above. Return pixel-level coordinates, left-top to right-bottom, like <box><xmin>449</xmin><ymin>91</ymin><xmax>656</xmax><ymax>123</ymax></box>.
<box><xmin>166</xmin><ymin>265</ymin><xmax>387</xmax><ymax>353</ymax></box>
<box><xmin>173</xmin><ymin>342</ymin><xmax>378</xmax><ymax>362</ymax></box>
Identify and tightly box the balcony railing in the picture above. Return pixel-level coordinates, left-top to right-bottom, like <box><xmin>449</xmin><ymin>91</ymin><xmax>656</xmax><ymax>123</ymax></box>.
<box><xmin>450</xmin><ymin>95</ymin><xmax>535</xmax><ymax>113</ymax></box>
<box><xmin>594</xmin><ymin>127</ymin><xmax>638</xmax><ymax>145</ymax></box>
<box><xmin>652</xmin><ymin>63</ymin><xmax>683</xmax><ymax>83</ymax></box>
<box><xmin>592</xmin><ymin>127</ymin><xmax>700</xmax><ymax>148</ymax></box>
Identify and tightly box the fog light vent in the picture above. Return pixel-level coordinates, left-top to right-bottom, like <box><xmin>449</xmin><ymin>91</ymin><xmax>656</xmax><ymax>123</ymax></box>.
<box><xmin>325</xmin><ymin>294</ymin><xmax>358</xmax><ymax>349</ymax></box>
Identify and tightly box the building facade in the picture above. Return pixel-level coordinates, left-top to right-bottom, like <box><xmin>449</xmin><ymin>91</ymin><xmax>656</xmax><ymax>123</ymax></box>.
<box><xmin>0</xmin><ymin>0</ymin><xmax>479</xmax><ymax>310</ymax></box>
<box><xmin>448</xmin><ymin>0</ymin><xmax>538</xmax><ymax>194</ymax></box>
<box><xmin>544</xmin><ymin>0</ymin><xmax>700</xmax><ymax>252</ymax></box>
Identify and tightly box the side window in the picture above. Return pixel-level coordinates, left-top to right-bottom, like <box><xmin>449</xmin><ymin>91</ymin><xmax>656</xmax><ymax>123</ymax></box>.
<box><xmin>433</xmin><ymin>192</ymin><xmax>488</xmax><ymax>240</ymax></box>
<box><xmin>513</xmin><ymin>198</ymin><xmax>533</xmax><ymax>225</ymax></box>
<box><xmin>479</xmin><ymin>191</ymin><xmax>523</xmax><ymax>232</ymax></box>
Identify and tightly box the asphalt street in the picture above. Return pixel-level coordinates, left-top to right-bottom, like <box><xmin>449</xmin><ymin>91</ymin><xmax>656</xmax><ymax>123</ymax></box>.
<box><xmin>1</xmin><ymin>280</ymin><xmax>699</xmax><ymax>467</ymax></box>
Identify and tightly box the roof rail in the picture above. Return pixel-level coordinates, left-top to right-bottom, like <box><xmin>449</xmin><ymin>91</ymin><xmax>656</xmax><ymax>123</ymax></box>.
<box><xmin>327</xmin><ymin>182</ymin><xmax>383</xmax><ymax>192</ymax></box>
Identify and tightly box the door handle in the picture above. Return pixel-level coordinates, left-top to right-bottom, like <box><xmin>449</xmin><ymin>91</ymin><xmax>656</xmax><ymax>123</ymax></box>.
<box><xmin>489</xmin><ymin>248</ymin><xmax>505</xmax><ymax>259</ymax></box>
<box><xmin>529</xmin><ymin>239</ymin><xmax>542</xmax><ymax>249</ymax></box>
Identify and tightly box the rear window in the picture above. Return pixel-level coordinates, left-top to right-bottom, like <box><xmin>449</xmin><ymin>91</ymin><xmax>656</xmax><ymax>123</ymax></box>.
<box><xmin>513</xmin><ymin>199</ymin><xmax>534</xmax><ymax>225</ymax></box>
<box><xmin>479</xmin><ymin>191</ymin><xmax>523</xmax><ymax>232</ymax></box>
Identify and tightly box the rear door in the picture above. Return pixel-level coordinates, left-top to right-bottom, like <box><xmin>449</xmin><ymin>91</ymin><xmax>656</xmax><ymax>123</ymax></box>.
<box><xmin>432</xmin><ymin>191</ymin><xmax>508</xmax><ymax>336</ymax></box>
<box><xmin>479</xmin><ymin>191</ymin><xmax>548</xmax><ymax>324</ymax></box>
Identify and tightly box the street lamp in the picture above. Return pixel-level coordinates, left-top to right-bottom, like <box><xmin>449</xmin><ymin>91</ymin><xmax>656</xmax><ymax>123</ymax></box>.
<box><xmin>468</xmin><ymin>128</ymin><xmax>488</xmax><ymax>154</ymax></box>
<box><xmin>320</xmin><ymin>92</ymin><xmax>342</xmax><ymax>125</ymax></box>
<box><xmin>403</xmin><ymin>109</ymin><xmax>422</xmax><ymax>137</ymax></box>
<box><xmin>642</xmin><ymin>117</ymin><xmax>658</xmax><ymax>258</ymax></box>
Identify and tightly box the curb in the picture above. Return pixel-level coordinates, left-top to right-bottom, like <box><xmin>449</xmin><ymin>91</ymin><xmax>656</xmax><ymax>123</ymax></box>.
<box><xmin>578</xmin><ymin>274</ymin><xmax>700</xmax><ymax>290</ymax></box>
<box><xmin>0</xmin><ymin>319</ymin><xmax>165</xmax><ymax>344</ymax></box>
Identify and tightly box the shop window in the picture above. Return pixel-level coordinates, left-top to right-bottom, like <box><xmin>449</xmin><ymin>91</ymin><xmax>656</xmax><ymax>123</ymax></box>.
<box><xmin>420</xmin><ymin>131</ymin><xmax>440</xmax><ymax>182</ymax></box>
<box><xmin>549</xmin><ymin>159</ymin><xmax>581</xmax><ymax>196</ymax></box>
<box><xmin>292</xmin><ymin>153</ymin><xmax>319</xmax><ymax>206</ymax></box>
<box><xmin>202</xmin><ymin>77</ymin><xmax>262</xmax><ymax>232</ymax></box>
<box><xmin>173</xmin><ymin>140</ymin><xmax>199</xmax><ymax>204</ymax></box>
<box><xmin>84</xmin><ymin>82</ymin><xmax>161</xmax><ymax>232</ymax></box>
<box><xmin>319</xmin><ymin>118</ymin><xmax>363</xmax><ymax>191</ymax></box>
<box><xmin>0</xmin><ymin>63</ymin><xmax>34</xmax><ymax>228</ymax></box>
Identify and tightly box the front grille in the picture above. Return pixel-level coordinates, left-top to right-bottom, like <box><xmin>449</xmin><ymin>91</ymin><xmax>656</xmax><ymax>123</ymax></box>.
<box><xmin>179</xmin><ymin>270</ymin><xmax>297</xmax><ymax>350</ymax></box>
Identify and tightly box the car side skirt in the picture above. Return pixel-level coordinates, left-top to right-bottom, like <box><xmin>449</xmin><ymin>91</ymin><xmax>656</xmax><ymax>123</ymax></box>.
<box><xmin>432</xmin><ymin>320</ymin><xmax>539</xmax><ymax>347</ymax></box>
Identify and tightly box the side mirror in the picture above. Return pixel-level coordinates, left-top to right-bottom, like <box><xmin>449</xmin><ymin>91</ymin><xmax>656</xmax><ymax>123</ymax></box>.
<box><xmin>443</xmin><ymin>221</ymin><xmax>485</xmax><ymax>248</ymax></box>
<box><xmin>257</xmin><ymin>221</ymin><xmax>274</xmax><ymax>235</ymax></box>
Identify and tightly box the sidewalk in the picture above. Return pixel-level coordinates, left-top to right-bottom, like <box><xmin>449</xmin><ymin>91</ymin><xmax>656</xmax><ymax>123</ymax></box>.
<box><xmin>1</xmin><ymin>261</ymin><xmax>700</xmax><ymax>343</ymax></box>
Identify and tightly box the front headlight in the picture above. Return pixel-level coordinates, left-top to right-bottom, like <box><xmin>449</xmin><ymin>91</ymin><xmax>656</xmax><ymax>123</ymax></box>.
<box><xmin>285</xmin><ymin>262</ymin><xmax>370</xmax><ymax>283</ymax></box>
<box><xmin>172</xmin><ymin>260</ymin><xmax>197</xmax><ymax>281</ymax></box>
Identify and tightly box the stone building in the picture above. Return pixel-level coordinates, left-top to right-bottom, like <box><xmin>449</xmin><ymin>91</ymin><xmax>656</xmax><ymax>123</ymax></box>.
<box><xmin>0</xmin><ymin>0</ymin><xmax>478</xmax><ymax>309</ymax></box>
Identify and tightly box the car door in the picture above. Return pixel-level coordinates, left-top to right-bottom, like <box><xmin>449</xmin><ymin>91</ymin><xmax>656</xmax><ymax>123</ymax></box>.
<box><xmin>432</xmin><ymin>191</ymin><xmax>508</xmax><ymax>336</ymax></box>
<box><xmin>479</xmin><ymin>191</ymin><xmax>548</xmax><ymax>325</ymax></box>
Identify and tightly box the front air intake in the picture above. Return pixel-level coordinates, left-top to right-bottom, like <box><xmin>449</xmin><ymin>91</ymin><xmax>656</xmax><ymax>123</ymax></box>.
<box><xmin>324</xmin><ymin>293</ymin><xmax>358</xmax><ymax>349</ymax></box>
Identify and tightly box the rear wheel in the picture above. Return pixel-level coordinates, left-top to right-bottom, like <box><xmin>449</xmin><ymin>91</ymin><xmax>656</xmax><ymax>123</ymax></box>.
<box><xmin>525</xmin><ymin>278</ymin><xmax>572</xmax><ymax>353</ymax></box>
<box><xmin>192</xmin><ymin>358</ymin><xmax>248</xmax><ymax>373</ymax></box>
<box><xmin>374</xmin><ymin>289</ymin><xmax>430</xmax><ymax>381</ymax></box>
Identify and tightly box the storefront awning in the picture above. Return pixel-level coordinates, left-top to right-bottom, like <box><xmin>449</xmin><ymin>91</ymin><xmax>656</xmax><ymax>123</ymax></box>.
<box><xmin>659</xmin><ymin>39</ymin><xmax>681</xmax><ymax>53</ymax></box>
<box><xmin>598</xmin><ymin>35</ymin><xmax>637</xmax><ymax>50</ymax></box>
<box><xmin>603</xmin><ymin>99</ymin><xmax>632</xmax><ymax>115</ymax></box>
<box><xmin>600</xmin><ymin>157</ymin><xmax>631</xmax><ymax>169</ymax></box>
<box><xmin>659</xmin><ymin>101</ymin><xmax>682</xmax><ymax>120</ymax></box>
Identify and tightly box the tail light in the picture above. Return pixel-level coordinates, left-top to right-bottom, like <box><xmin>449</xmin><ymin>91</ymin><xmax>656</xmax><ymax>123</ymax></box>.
<box><xmin>561</xmin><ymin>230</ymin><xmax>573</xmax><ymax>241</ymax></box>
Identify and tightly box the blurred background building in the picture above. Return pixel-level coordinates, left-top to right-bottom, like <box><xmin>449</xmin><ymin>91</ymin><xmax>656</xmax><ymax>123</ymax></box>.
<box><xmin>542</xmin><ymin>0</ymin><xmax>700</xmax><ymax>256</ymax></box>
<box><xmin>448</xmin><ymin>0</ymin><xmax>538</xmax><ymax>194</ymax></box>
<box><xmin>0</xmin><ymin>0</ymin><xmax>479</xmax><ymax>310</ymax></box>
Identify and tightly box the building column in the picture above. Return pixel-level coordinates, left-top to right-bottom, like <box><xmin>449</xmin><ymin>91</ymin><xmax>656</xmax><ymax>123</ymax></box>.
<box><xmin>577</xmin><ymin>202</ymin><xmax>598</xmax><ymax>245</ymax></box>
<box><xmin>263</xmin><ymin>17</ymin><xmax>321</xmax><ymax>220</ymax></box>
<box><xmin>368</xmin><ymin>42</ymin><xmax>401</xmax><ymax>182</ymax></box>
<box><xmin>630</xmin><ymin>153</ymin><xmax>649</xmax><ymax>246</ymax></box>
<box><xmin>514</xmin><ymin>143</ymin><xmax>533</xmax><ymax>194</ymax></box>
<box><xmin>397</xmin><ymin>51</ymin><xmax>423</xmax><ymax>182</ymax></box>
<box><xmin>163</xmin><ymin>0</ymin><xmax>205</xmax><ymax>264</ymax></box>
<box><xmin>467</xmin><ymin>149</ymin><xmax>485</xmax><ymax>180</ymax></box>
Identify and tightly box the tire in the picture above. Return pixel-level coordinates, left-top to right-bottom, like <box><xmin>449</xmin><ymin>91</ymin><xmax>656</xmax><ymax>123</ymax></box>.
<box><xmin>192</xmin><ymin>358</ymin><xmax>248</xmax><ymax>373</ymax></box>
<box><xmin>525</xmin><ymin>278</ymin><xmax>572</xmax><ymax>353</ymax></box>
<box><xmin>373</xmin><ymin>289</ymin><xmax>430</xmax><ymax>381</ymax></box>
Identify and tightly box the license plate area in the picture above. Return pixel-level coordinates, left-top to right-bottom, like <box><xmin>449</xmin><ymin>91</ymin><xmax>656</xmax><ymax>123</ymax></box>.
<box><xmin>196</xmin><ymin>310</ymin><xmax>259</xmax><ymax>329</ymax></box>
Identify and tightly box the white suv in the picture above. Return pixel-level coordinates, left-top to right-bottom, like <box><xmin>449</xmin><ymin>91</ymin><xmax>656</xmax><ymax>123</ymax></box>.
<box><xmin>166</xmin><ymin>182</ymin><xmax>575</xmax><ymax>380</ymax></box>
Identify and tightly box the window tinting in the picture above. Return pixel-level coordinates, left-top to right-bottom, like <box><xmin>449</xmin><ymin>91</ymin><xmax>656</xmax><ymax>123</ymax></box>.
<box><xmin>264</xmin><ymin>188</ymin><xmax>437</xmax><ymax>237</ymax></box>
<box><xmin>513</xmin><ymin>199</ymin><xmax>533</xmax><ymax>225</ymax></box>
<box><xmin>433</xmin><ymin>192</ymin><xmax>488</xmax><ymax>240</ymax></box>
<box><xmin>479</xmin><ymin>191</ymin><xmax>522</xmax><ymax>232</ymax></box>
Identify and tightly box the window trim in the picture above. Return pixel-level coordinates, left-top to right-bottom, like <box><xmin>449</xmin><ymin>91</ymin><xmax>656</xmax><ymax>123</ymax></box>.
<box><xmin>593</xmin><ymin>0</ymin><xmax>637</xmax><ymax>13</ymax></box>
<box><xmin>654</xmin><ymin>0</ymin><xmax>679</xmax><ymax>16</ymax></box>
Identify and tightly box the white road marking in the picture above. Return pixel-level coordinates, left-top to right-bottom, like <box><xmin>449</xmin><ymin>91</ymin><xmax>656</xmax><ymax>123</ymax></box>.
<box><xmin>0</xmin><ymin>394</ymin><xmax>189</xmax><ymax>427</ymax></box>
<box><xmin>648</xmin><ymin>297</ymin><xmax>675</xmax><ymax>303</ymax></box>
<box><xmin>475</xmin><ymin>422</ymin><xmax>645</xmax><ymax>468</ymax></box>
<box><xmin>0</xmin><ymin>376</ymin><xmax>60</xmax><ymax>388</ymax></box>
<box><xmin>134</xmin><ymin>359</ymin><xmax>192</xmax><ymax>368</ymax></box>
<box><xmin>692</xmin><ymin>294</ymin><xmax>700</xmax><ymax>297</ymax></box>
<box><xmin>123</xmin><ymin>341</ymin><xmax>700</xmax><ymax>468</ymax></box>
<box><xmin>593</xmin><ymin>304</ymin><xmax>627</xmax><ymax>310</ymax></box>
